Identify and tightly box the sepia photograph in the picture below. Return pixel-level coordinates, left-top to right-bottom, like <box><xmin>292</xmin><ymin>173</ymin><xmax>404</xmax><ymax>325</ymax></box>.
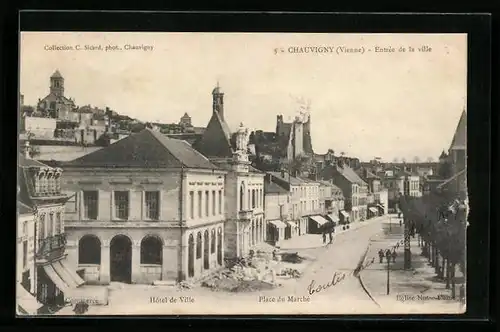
<box><xmin>17</xmin><ymin>31</ymin><xmax>468</xmax><ymax>316</ymax></box>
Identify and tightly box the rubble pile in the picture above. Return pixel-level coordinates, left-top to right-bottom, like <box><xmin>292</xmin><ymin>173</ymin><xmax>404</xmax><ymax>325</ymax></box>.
<box><xmin>276</xmin><ymin>268</ymin><xmax>302</xmax><ymax>278</ymax></box>
<box><xmin>201</xmin><ymin>252</ymin><xmax>282</xmax><ymax>292</ymax></box>
<box><xmin>280</xmin><ymin>252</ymin><xmax>304</xmax><ymax>264</ymax></box>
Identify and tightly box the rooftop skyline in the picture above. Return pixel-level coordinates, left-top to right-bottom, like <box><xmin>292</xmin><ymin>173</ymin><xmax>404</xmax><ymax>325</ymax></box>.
<box><xmin>20</xmin><ymin>32</ymin><xmax>467</xmax><ymax>161</ymax></box>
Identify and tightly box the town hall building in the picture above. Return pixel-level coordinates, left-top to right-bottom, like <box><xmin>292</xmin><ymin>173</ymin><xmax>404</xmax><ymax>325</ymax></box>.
<box><xmin>60</xmin><ymin>128</ymin><xmax>227</xmax><ymax>284</ymax></box>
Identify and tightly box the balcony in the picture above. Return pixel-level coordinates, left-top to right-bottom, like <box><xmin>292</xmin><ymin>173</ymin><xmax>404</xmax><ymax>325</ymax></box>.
<box><xmin>36</xmin><ymin>233</ymin><xmax>66</xmax><ymax>261</ymax></box>
<box><xmin>238</xmin><ymin>210</ymin><xmax>254</xmax><ymax>221</ymax></box>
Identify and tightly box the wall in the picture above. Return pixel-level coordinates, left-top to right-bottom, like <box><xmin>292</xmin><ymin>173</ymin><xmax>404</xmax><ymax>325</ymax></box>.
<box><xmin>17</xmin><ymin>214</ymin><xmax>36</xmax><ymax>294</ymax></box>
<box><xmin>24</xmin><ymin>117</ymin><xmax>57</xmax><ymax>138</ymax></box>
<box><xmin>265</xmin><ymin>193</ymin><xmax>289</xmax><ymax>221</ymax></box>
<box><xmin>62</xmin><ymin>169</ymin><xmax>181</xmax><ymax>223</ymax></box>
<box><xmin>185</xmin><ymin>171</ymin><xmax>226</xmax><ymax>227</ymax></box>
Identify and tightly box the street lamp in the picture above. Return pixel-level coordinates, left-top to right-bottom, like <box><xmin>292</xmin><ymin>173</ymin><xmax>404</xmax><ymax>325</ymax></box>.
<box><xmin>385</xmin><ymin>249</ymin><xmax>391</xmax><ymax>295</ymax></box>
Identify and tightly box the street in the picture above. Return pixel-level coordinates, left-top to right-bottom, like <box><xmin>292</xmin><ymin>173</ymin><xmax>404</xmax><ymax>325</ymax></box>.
<box><xmin>62</xmin><ymin>216</ymin><xmax>390</xmax><ymax>315</ymax></box>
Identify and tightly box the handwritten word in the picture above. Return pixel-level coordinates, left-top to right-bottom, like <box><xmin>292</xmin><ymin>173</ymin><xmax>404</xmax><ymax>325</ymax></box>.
<box><xmin>307</xmin><ymin>272</ymin><xmax>346</xmax><ymax>295</ymax></box>
<box><xmin>258</xmin><ymin>295</ymin><xmax>310</xmax><ymax>303</ymax></box>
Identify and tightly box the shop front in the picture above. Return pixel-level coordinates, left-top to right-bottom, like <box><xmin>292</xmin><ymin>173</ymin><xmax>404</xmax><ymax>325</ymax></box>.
<box><xmin>377</xmin><ymin>203</ymin><xmax>385</xmax><ymax>215</ymax></box>
<box><xmin>308</xmin><ymin>215</ymin><xmax>329</xmax><ymax>234</ymax></box>
<box><xmin>267</xmin><ymin>219</ymin><xmax>287</xmax><ymax>245</ymax></box>
<box><xmin>340</xmin><ymin>210</ymin><xmax>350</xmax><ymax>224</ymax></box>
<box><xmin>285</xmin><ymin>221</ymin><xmax>299</xmax><ymax>239</ymax></box>
<box><xmin>368</xmin><ymin>207</ymin><xmax>379</xmax><ymax>218</ymax></box>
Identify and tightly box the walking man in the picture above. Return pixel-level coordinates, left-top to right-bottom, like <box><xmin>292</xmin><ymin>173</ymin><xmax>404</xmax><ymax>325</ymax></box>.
<box><xmin>378</xmin><ymin>249</ymin><xmax>385</xmax><ymax>263</ymax></box>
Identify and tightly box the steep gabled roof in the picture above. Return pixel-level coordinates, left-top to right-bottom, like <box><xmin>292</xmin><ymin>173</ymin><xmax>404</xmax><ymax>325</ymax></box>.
<box><xmin>337</xmin><ymin>165</ymin><xmax>367</xmax><ymax>185</ymax></box>
<box><xmin>194</xmin><ymin>111</ymin><xmax>233</xmax><ymax>158</ymax></box>
<box><xmin>65</xmin><ymin>128</ymin><xmax>218</xmax><ymax>169</ymax></box>
<box><xmin>449</xmin><ymin>110</ymin><xmax>467</xmax><ymax>151</ymax></box>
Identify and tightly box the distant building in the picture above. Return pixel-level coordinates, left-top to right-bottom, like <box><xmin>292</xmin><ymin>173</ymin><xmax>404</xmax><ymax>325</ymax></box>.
<box><xmin>36</xmin><ymin>70</ymin><xmax>77</xmax><ymax>120</ymax></box>
<box><xmin>320</xmin><ymin>160</ymin><xmax>368</xmax><ymax>222</ymax></box>
<box><xmin>264</xmin><ymin>175</ymin><xmax>291</xmax><ymax>244</ymax></box>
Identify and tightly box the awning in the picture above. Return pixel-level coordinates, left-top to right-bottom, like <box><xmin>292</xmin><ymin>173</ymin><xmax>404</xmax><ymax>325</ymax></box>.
<box><xmin>327</xmin><ymin>214</ymin><xmax>339</xmax><ymax>222</ymax></box>
<box><xmin>60</xmin><ymin>260</ymin><xmax>85</xmax><ymax>286</ymax></box>
<box><xmin>43</xmin><ymin>264</ymin><xmax>71</xmax><ymax>295</ymax></box>
<box><xmin>340</xmin><ymin>210</ymin><xmax>350</xmax><ymax>218</ymax></box>
<box><xmin>52</xmin><ymin>260</ymin><xmax>85</xmax><ymax>288</ymax></box>
<box><xmin>17</xmin><ymin>284</ymin><xmax>42</xmax><ymax>314</ymax></box>
<box><xmin>286</xmin><ymin>221</ymin><xmax>298</xmax><ymax>228</ymax></box>
<box><xmin>369</xmin><ymin>207</ymin><xmax>378</xmax><ymax>213</ymax></box>
<box><xmin>269</xmin><ymin>220</ymin><xmax>287</xmax><ymax>228</ymax></box>
<box><xmin>309</xmin><ymin>215</ymin><xmax>328</xmax><ymax>226</ymax></box>
<box><xmin>377</xmin><ymin>204</ymin><xmax>384</xmax><ymax>209</ymax></box>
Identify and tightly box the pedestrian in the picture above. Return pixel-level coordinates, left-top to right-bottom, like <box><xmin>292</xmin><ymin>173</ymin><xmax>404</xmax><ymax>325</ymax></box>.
<box><xmin>385</xmin><ymin>249</ymin><xmax>391</xmax><ymax>263</ymax></box>
<box><xmin>399</xmin><ymin>218</ymin><xmax>402</xmax><ymax>227</ymax></box>
<box><xmin>322</xmin><ymin>232</ymin><xmax>326</xmax><ymax>244</ymax></box>
<box><xmin>378</xmin><ymin>249</ymin><xmax>384</xmax><ymax>263</ymax></box>
<box><xmin>391</xmin><ymin>249</ymin><xmax>397</xmax><ymax>263</ymax></box>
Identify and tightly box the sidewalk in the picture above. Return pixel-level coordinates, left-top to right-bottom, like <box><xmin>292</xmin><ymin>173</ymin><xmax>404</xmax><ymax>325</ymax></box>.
<box><xmin>277</xmin><ymin>214</ymin><xmax>392</xmax><ymax>250</ymax></box>
<box><xmin>359</xmin><ymin>225</ymin><xmax>465</xmax><ymax>313</ymax></box>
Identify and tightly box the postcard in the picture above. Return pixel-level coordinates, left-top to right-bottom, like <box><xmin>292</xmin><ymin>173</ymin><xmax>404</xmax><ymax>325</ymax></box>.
<box><xmin>17</xmin><ymin>31</ymin><xmax>467</xmax><ymax>316</ymax></box>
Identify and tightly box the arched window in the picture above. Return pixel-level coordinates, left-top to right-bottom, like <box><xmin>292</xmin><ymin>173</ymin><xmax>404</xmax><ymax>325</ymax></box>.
<box><xmin>211</xmin><ymin>229</ymin><xmax>216</xmax><ymax>253</ymax></box>
<box><xmin>140</xmin><ymin>236</ymin><xmax>162</xmax><ymax>265</ymax></box>
<box><xmin>203</xmin><ymin>230</ymin><xmax>210</xmax><ymax>269</ymax></box>
<box><xmin>196</xmin><ymin>232</ymin><xmax>202</xmax><ymax>259</ymax></box>
<box><xmin>78</xmin><ymin>235</ymin><xmax>101</xmax><ymax>264</ymax></box>
<box><xmin>217</xmin><ymin>227</ymin><xmax>223</xmax><ymax>265</ymax></box>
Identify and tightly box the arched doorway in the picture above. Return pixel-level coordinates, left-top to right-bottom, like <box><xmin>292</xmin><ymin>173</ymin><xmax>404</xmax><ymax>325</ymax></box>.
<box><xmin>188</xmin><ymin>234</ymin><xmax>194</xmax><ymax>278</ymax></box>
<box><xmin>217</xmin><ymin>227</ymin><xmax>222</xmax><ymax>266</ymax></box>
<box><xmin>110</xmin><ymin>235</ymin><xmax>132</xmax><ymax>283</ymax></box>
<box><xmin>203</xmin><ymin>230</ymin><xmax>209</xmax><ymax>270</ymax></box>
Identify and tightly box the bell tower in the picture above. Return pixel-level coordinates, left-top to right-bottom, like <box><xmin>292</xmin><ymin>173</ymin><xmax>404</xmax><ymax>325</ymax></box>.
<box><xmin>212</xmin><ymin>82</ymin><xmax>224</xmax><ymax>121</ymax></box>
<box><xmin>50</xmin><ymin>70</ymin><xmax>65</xmax><ymax>97</ymax></box>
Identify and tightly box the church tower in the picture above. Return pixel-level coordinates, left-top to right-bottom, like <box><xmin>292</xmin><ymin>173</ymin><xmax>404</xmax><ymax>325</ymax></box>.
<box><xmin>212</xmin><ymin>82</ymin><xmax>224</xmax><ymax>121</ymax></box>
<box><xmin>50</xmin><ymin>70</ymin><xmax>65</xmax><ymax>97</ymax></box>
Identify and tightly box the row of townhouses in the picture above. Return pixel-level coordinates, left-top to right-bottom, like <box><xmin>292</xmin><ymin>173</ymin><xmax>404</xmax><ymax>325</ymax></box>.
<box><xmin>17</xmin><ymin>82</ymin><xmax>389</xmax><ymax>314</ymax></box>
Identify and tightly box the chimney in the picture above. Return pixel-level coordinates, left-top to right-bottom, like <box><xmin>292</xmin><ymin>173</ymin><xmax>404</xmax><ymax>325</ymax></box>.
<box><xmin>281</xmin><ymin>170</ymin><xmax>285</xmax><ymax>178</ymax></box>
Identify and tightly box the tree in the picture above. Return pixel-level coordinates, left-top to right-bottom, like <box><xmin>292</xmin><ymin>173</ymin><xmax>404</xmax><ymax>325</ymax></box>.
<box><xmin>438</xmin><ymin>160</ymin><xmax>453</xmax><ymax>179</ymax></box>
<box><xmin>413</xmin><ymin>156</ymin><xmax>420</xmax><ymax>163</ymax></box>
<box><xmin>426</xmin><ymin>157</ymin><xmax>434</xmax><ymax>163</ymax></box>
<box><xmin>392</xmin><ymin>157</ymin><xmax>399</xmax><ymax>163</ymax></box>
<box><xmin>401</xmin><ymin>157</ymin><xmax>407</xmax><ymax>164</ymax></box>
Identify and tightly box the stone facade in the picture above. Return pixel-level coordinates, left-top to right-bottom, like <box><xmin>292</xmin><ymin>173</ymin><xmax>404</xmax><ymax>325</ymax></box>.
<box><xmin>61</xmin><ymin>167</ymin><xmax>227</xmax><ymax>284</ymax></box>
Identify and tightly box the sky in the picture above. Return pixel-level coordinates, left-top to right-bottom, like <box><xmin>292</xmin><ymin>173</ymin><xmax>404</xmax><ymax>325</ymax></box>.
<box><xmin>20</xmin><ymin>32</ymin><xmax>467</xmax><ymax>162</ymax></box>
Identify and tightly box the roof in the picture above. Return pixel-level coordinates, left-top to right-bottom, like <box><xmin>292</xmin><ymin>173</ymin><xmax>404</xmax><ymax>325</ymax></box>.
<box><xmin>194</xmin><ymin>111</ymin><xmax>233</xmax><ymax>158</ymax></box>
<box><xmin>268</xmin><ymin>171</ymin><xmax>304</xmax><ymax>185</ymax></box>
<box><xmin>51</xmin><ymin>70</ymin><xmax>63</xmax><ymax>78</ymax></box>
<box><xmin>449</xmin><ymin>110</ymin><xmax>466</xmax><ymax>151</ymax></box>
<box><xmin>65</xmin><ymin>128</ymin><xmax>218</xmax><ymax>169</ymax></box>
<box><xmin>436</xmin><ymin>169</ymin><xmax>467</xmax><ymax>190</ymax></box>
<box><xmin>19</xmin><ymin>154</ymin><xmax>51</xmax><ymax>168</ymax></box>
<box><xmin>18</xmin><ymin>201</ymin><xmax>33</xmax><ymax>215</ymax></box>
<box><xmin>264</xmin><ymin>181</ymin><xmax>289</xmax><ymax>194</ymax></box>
<box><xmin>337</xmin><ymin>165</ymin><xmax>367</xmax><ymax>185</ymax></box>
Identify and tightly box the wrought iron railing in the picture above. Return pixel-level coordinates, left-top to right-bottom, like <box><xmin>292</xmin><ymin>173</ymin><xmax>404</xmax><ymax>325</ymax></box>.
<box><xmin>37</xmin><ymin>233</ymin><xmax>66</xmax><ymax>258</ymax></box>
